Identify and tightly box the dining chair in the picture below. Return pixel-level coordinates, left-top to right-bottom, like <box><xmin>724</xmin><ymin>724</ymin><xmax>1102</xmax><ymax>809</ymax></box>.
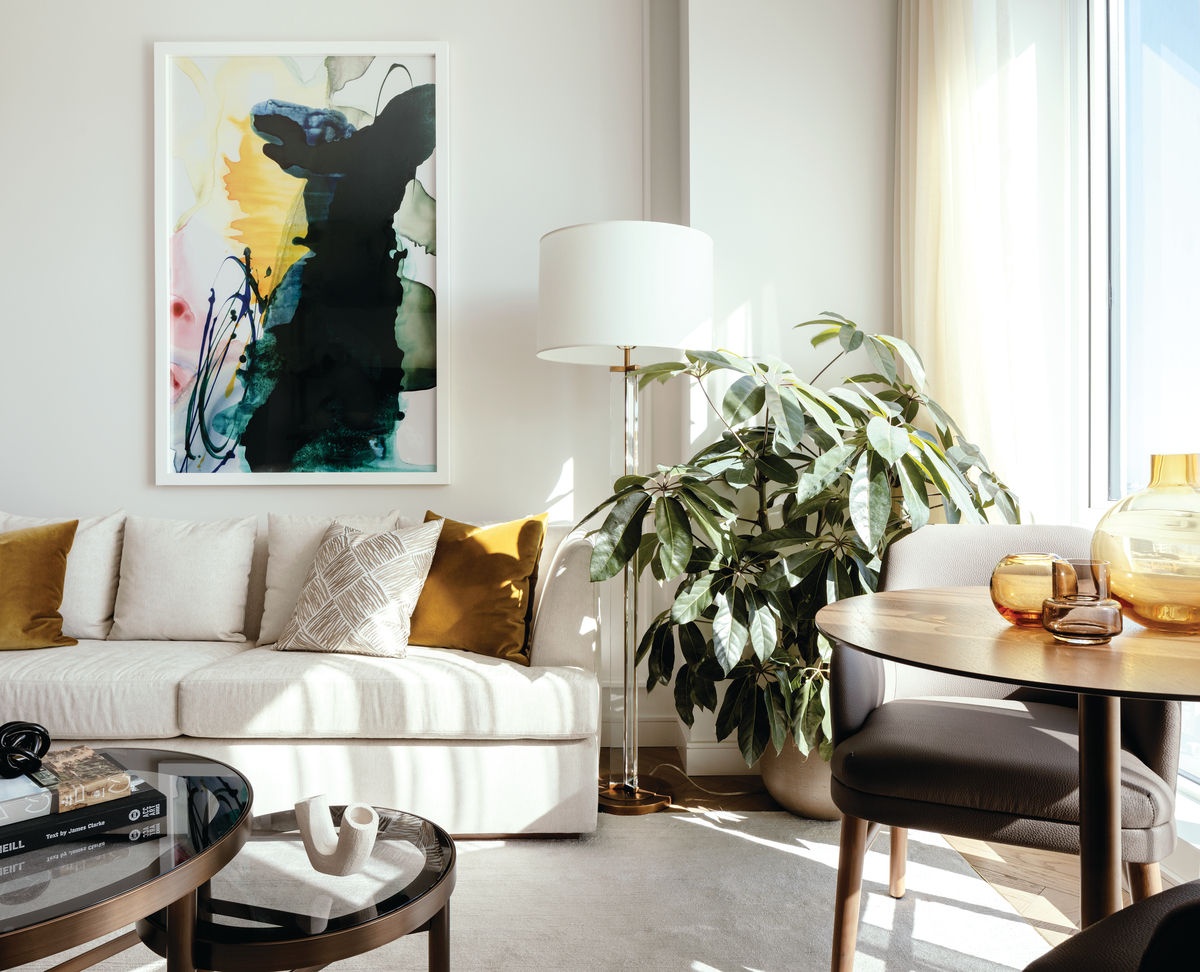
<box><xmin>828</xmin><ymin>523</ymin><xmax>1181</xmax><ymax>972</ymax></box>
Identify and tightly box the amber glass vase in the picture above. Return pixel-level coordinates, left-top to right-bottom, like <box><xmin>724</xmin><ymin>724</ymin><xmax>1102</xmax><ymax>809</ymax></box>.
<box><xmin>1092</xmin><ymin>453</ymin><xmax>1200</xmax><ymax>633</ymax></box>
<box><xmin>990</xmin><ymin>552</ymin><xmax>1058</xmax><ymax>625</ymax></box>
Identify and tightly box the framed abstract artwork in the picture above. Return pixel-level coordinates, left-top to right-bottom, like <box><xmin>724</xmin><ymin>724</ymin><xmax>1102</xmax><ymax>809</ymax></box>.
<box><xmin>155</xmin><ymin>42</ymin><xmax>449</xmax><ymax>484</ymax></box>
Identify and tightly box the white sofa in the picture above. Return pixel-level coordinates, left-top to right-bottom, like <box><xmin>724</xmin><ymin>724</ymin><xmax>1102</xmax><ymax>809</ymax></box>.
<box><xmin>0</xmin><ymin>511</ymin><xmax>601</xmax><ymax>836</ymax></box>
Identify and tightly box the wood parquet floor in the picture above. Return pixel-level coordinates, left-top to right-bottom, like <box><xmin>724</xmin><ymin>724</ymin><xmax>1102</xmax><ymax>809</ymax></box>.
<box><xmin>609</xmin><ymin>747</ymin><xmax>1179</xmax><ymax>949</ymax></box>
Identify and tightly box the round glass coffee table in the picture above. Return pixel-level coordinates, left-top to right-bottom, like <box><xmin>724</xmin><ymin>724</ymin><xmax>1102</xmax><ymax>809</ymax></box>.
<box><xmin>0</xmin><ymin>747</ymin><xmax>253</xmax><ymax>971</ymax></box>
<box><xmin>137</xmin><ymin>805</ymin><xmax>457</xmax><ymax>971</ymax></box>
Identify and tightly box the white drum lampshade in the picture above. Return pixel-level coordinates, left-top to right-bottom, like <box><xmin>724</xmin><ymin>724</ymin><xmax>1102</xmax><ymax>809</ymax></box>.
<box><xmin>537</xmin><ymin>220</ymin><xmax>714</xmax><ymax>365</ymax></box>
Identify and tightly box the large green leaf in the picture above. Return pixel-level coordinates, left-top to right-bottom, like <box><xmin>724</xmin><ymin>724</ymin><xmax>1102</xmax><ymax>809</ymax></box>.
<box><xmin>715</xmin><ymin>676</ymin><xmax>749</xmax><ymax>742</ymax></box>
<box><xmin>924</xmin><ymin>397</ymin><xmax>965</xmax><ymax>440</ymax></box>
<box><xmin>645</xmin><ymin>622</ymin><xmax>675</xmax><ymax>689</ymax></box>
<box><xmin>764</xmin><ymin>384</ymin><xmax>807</xmax><ymax>455</ymax></box>
<box><xmin>818</xmin><ymin>311</ymin><xmax>855</xmax><ymax>324</ymax></box>
<box><xmin>724</xmin><ymin>458</ymin><xmax>758</xmax><ymax>487</ymax></box>
<box><xmin>678</xmin><ymin>622</ymin><xmax>707</xmax><ymax>664</ymax></box>
<box><xmin>637</xmin><ymin>361</ymin><xmax>689</xmax><ymax>389</ymax></box>
<box><xmin>897</xmin><ymin>455</ymin><xmax>931</xmax><ymax>531</ymax></box>
<box><xmin>849</xmin><ymin>451</ymin><xmax>890</xmax><ymax>552</ymax></box>
<box><xmin>765</xmin><ymin>680</ymin><xmax>788</xmax><ymax>754</ymax></box>
<box><xmin>755</xmin><ymin>454</ymin><xmax>799</xmax><ymax>486</ymax></box>
<box><xmin>746</xmin><ymin>524</ymin><xmax>819</xmax><ymax>553</ymax></box>
<box><xmin>819</xmin><ymin>677</ymin><xmax>833</xmax><ymax>740</ymax></box>
<box><xmin>916</xmin><ymin>440</ymin><xmax>985</xmax><ymax>523</ymax></box>
<box><xmin>633</xmin><ymin>532</ymin><xmax>660</xmax><ymax>578</ymax></box>
<box><xmin>874</xmin><ymin>334</ymin><xmax>926</xmax><ymax>388</ymax></box>
<box><xmin>838</xmin><ymin>325</ymin><xmax>864</xmax><ymax>352</ymax></box>
<box><xmin>712</xmin><ymin>588</ymin><xmax>749</xmax><ymax>673</ymax></box>
<box><xmin>721</xmin><ymin>374</ymin><xmax>767</xmax><ymax>423</ymax></box>
<box><xmin>791</xmin><ymin>679</ymin><xmax>814</xmax><ymax>755</ymax></box>
<box><xmin>654</xmin><ymin>496</ymin><xmax>693</xmax><ymax>579</ymax></box>
<box><xmin>795</xmin><ymin>443</ymin><xmax>857</xmax><ymax>504</ymax></box>
<box><xmin>588</xmin><ymin>491</ymin><xmax>651</xmax><ymax>581</ymax></box>
<box><xmin>670</xmin><ymin>573</ymin><xmax>719</xmax><ymax>624</ymax></box>
<box><xmin>745</xmin><ymin>590</ymin><xmax>778</xmax><ymax>662</ymax></box>
<box><xmin>737</xmin><ymin>685</ymin><xmax>771</xmax><ymax>766</ymax></box>
<box><xmin>678</xmin><ymin>491</ymin><xmax>732</xmax><ymax>556</ymax></box>
<box><xmin>863</xmin><ymin>337</ymin><xmax>898</xmax><ymax>384</ymax></box>
<box><xmin>684</xmin><ymin>481</ymin><xmax>739</xmax><ymax>518</ymax></box>
<box><xmin>865</xmin><ymin>416</ymin><xmax>912</xmax><ymax>464</ymax></box>
<box><xmin>576</xmin><ymin>482</ymin><xmax>645</xmax><ymax>534</ymax></box>
<box><xmin>673</xmin><ymin>667</ymin><xmax>696</xmax><ymax>726</ymax></box>
<box><xmin>756</xmin><ymin>548</ymin><xmax>828</xmax><ymax>591</ymax></box>
<box><xmin>687</xmin><ymin>349</ymin><xmax>755</xmax><ymax>373</ymax></box>
<box><xmin>806</xmin><ymin>325</ymin><xmax>843</xmax><ymax>347</ymax></box>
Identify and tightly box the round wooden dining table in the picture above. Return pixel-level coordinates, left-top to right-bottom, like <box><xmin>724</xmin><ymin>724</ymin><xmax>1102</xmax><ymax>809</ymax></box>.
<box><xmin>815</xmin><ymin>585</ymin><xmax>1200</xmax><ymax>928</ymax></box>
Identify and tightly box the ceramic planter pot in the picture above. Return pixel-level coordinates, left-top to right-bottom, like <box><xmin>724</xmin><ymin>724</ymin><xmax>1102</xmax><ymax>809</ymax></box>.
<box><xmin>758</xmin><ymin>735</ymin><xmax>840</xmax><ymax>820</ymax></box>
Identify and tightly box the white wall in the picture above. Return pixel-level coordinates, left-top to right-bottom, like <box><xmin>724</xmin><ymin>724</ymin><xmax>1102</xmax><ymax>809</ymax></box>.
<box><xmin>678</xmin><ymin>0</ymin><xmax>899</xmax><ymax>771</ymax></box>
<box><xmin>686</xmin><ymin>0</ymin><xmax>898</xmax><ymax>375</ymax></box>
<box><xmin>0</xmin><ymin>0</ymin><xmax>644</xmax><ymax>529</ymax></box>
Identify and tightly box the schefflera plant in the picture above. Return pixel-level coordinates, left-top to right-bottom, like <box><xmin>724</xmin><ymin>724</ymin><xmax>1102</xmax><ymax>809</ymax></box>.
<box><xmin>581</xmin><ymin>314</ymin><xmax>1019</xmax><ymax>766</ymax></box>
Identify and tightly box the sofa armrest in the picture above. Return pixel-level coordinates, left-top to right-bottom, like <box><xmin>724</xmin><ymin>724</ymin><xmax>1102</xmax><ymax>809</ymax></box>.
<box><xmin>529</xmin><ymin>530</ymin><xmax>600</xmax><ymax>673</ymax></box>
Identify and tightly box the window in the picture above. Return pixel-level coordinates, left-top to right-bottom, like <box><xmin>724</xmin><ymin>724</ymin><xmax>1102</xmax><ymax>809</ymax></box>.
<box><xmin>1106</xmin><ymin>0</ymin><xmax>1200</xmax><ymax>498</ymax></box>
<box><xmin>1100</xmin><ymin>0</ymin><xmax>1200</xmax><ymax>870</ymax></box>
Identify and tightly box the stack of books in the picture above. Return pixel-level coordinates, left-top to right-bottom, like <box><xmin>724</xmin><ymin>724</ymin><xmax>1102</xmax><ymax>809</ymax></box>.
<box><xmin>0</xmin><ymin>747</ymin><xmax>167</xmax><ymax>860</ymax></box>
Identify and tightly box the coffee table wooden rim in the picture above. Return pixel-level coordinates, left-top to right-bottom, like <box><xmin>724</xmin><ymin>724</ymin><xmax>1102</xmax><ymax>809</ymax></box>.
<box><xmin>137</xmin><ymin>807</ymin><xmax>458</xmax><ymax>972</ymax></box>
<box><xmin>0</xmin><ymin>751</ymin><xmax>254</xmax><ymax>970</ymax></box>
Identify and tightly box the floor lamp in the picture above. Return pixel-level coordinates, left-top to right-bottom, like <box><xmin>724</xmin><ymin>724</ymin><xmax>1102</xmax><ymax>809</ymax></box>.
<box><xmin>536</xmin><ymin>220</ymin><xmax>714</xmax><ymax>814</ymax></box>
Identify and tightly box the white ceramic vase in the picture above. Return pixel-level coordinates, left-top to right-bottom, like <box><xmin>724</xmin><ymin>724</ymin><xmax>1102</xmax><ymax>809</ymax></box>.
<box><xmin>294</xmin><ymin>795</ymin><xmax>379</xmax><ymax>876</ymax></box>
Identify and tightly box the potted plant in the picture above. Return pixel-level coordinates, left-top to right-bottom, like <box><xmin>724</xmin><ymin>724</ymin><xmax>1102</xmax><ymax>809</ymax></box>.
<box><xmin>580</xmin><ymin>314</ymin><xmax>1018</xmax><ymax>813</ymax></box>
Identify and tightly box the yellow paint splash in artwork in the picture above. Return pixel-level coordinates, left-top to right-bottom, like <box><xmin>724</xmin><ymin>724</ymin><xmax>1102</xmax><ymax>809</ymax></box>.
<box><xmin>222</xmin><ymin>118</ymin><xmax>308</xmax><ymax>297</ymax></box>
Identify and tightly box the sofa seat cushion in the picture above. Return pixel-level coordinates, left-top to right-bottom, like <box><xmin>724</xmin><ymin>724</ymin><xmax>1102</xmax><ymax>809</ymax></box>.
<box><xmin>179</xmin><ymin>645</ymin><xmax>599</xmax><ymax>740</ymax></box>
<box><xmin>0</xmin><ymin>640</ymin><xmax>250</xmax><ymax>738</ymax></box>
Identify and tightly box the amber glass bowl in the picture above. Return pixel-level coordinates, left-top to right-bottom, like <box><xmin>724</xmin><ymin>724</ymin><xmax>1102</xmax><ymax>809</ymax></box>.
<box><xmin>1092</xmin><ymin>454</ymin><xmax>1200</xmax><ymax>633</ymax></box>
<box><xmin>990</xmin><ymin>552</ymin><xmax>1058</xmax><ymax>626</ymax></box>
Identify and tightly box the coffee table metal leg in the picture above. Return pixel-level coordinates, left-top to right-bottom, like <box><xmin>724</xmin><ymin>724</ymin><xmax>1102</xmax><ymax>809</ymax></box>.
<box><xmin>1078</xmin><ymin>693</ymin><xmax>1123</xmax><ymax>927</ymax></box>
<box><xmin>166</xmin><ymin>889</ymin><xmax>197</xmax><ymax>972</ymax></box>
<box><xmin>428</xmin><ymin>904</ymin><xmax>450</xmax><ymax>972</ymax></box>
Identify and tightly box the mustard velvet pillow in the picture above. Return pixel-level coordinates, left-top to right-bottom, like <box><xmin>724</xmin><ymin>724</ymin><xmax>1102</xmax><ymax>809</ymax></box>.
<box><xmin>409</xmin><ymin>512</ymin><xmax>549</xmax><ymax>665</ymax></box>
<box><xmin>0</xmin><ymin>520</ymin><xmax>79</xmax><ymax>651</ymax></box>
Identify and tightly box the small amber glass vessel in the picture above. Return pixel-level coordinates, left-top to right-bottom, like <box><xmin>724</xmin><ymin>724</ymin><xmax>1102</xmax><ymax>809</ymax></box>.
<box><xmin>990</xmin><ymin>552</ymin><xmax>1058</xmax><ymax>625</ymax></box>
<box><xmin>1041</xmin><ymin>559</ymin><xmax>1123</xmax><ymax>645</ymax></box>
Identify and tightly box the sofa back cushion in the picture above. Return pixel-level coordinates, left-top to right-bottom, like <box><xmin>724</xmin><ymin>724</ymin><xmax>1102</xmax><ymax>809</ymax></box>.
<box><xmin>409</xmin><ymin>511</ymin><xmax>548</xmax><ymax>664</ymax></box>
<box><xmin>0</xmin><ymin>520</ymin><xmax>78</xmax><ymax>650</ymax></box>
<box><xmin>275</xmin><ymin>519</ymin><xmax>443</xmax><ymax>658</ymax></box>
<box><xmin>0</xmin><ymin>511</ymin><xmax>125</xmax><ymax>640</ymax></box>
<box><xmin>257</xmin><ymin>511</ymin><xmax>413</xmax><ymax>646</ymax></box>
<box><xmin>110</xmin><ymin>515</ymin><xmax>257</xmax><ymax>642</ymax></box>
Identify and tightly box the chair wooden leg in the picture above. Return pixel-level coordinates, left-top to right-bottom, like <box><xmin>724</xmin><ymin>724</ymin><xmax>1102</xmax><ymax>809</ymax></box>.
<box><xmin>1127</xmin><ymin>861</ymin><xmax>1162</xmax><ymax>902</ymax></box>
<box><xmin>889</xmin><ymin>826</ymin><xmax>908</xmax><ymax>898</ymax></box>
<box><xmin>832</xmin><ymin>813</ymin><xmax>870</xmax><ymax>972</ymax></box>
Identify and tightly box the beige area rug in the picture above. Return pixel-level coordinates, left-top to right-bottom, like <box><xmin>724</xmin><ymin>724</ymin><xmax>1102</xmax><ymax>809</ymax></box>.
<box><xmin>15</xmin><ymin>811</ymin><xmax>1052</xmax><ymax>971</ymax></box>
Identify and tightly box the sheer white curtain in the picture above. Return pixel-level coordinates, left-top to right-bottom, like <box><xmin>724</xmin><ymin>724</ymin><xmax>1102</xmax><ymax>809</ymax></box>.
<box><xmin>895</xmin><ymin>0</ymin><xmax>1088</xmax><ymax>523</ymax></box>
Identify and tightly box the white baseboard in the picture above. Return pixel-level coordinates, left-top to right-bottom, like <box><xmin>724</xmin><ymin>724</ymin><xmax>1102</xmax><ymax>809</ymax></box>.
<box><xmin>600</xmin><ymin>715</ymin><xmax>685</xmax><ymax>749</ymax></box>
<box><xmin>682</xmin><ymin>740</ymin><xmax>760</xmax><ymax>776</ymax></box>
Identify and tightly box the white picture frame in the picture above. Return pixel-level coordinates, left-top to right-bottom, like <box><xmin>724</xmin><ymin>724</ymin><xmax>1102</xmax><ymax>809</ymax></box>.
<box><xmin>154</xmin><ymin>42</ymin><xmax>449</xmax><ymax>485</ymax></box>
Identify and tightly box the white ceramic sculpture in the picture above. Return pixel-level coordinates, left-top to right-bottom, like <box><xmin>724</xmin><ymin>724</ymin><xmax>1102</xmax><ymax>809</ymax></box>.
<box><xmin>294</xmin><ymin>795</ymin><xmax>379</xmax><ymax>876</ymax></box>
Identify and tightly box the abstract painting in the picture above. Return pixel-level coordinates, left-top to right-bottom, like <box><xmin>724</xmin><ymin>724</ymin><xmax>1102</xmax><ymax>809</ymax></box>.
<box><xmin>155</xmin><ymin>43</ymin><xmax>448</xmax><ymax>484</ymax></box>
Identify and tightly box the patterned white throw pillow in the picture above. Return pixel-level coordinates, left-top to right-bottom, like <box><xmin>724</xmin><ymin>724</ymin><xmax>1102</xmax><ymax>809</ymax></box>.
<box><xmin>275</xmin><ymin>519</ymin><xmax>443</xmax><ymax>658</ymax></box>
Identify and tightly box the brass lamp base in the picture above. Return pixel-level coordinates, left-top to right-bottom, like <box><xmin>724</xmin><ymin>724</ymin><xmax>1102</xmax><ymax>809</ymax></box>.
<box><xmin>598</xmin><ymin>775</ymin><xmax>672</xmax><ymax>815</ymax></box>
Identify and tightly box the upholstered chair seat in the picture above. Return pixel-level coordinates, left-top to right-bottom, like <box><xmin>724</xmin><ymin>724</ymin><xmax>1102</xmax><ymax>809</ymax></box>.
<box><xmin>833</xmin><ymin>695</ymin><xmax>1176</xmax><ymax>860</ymax></box>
